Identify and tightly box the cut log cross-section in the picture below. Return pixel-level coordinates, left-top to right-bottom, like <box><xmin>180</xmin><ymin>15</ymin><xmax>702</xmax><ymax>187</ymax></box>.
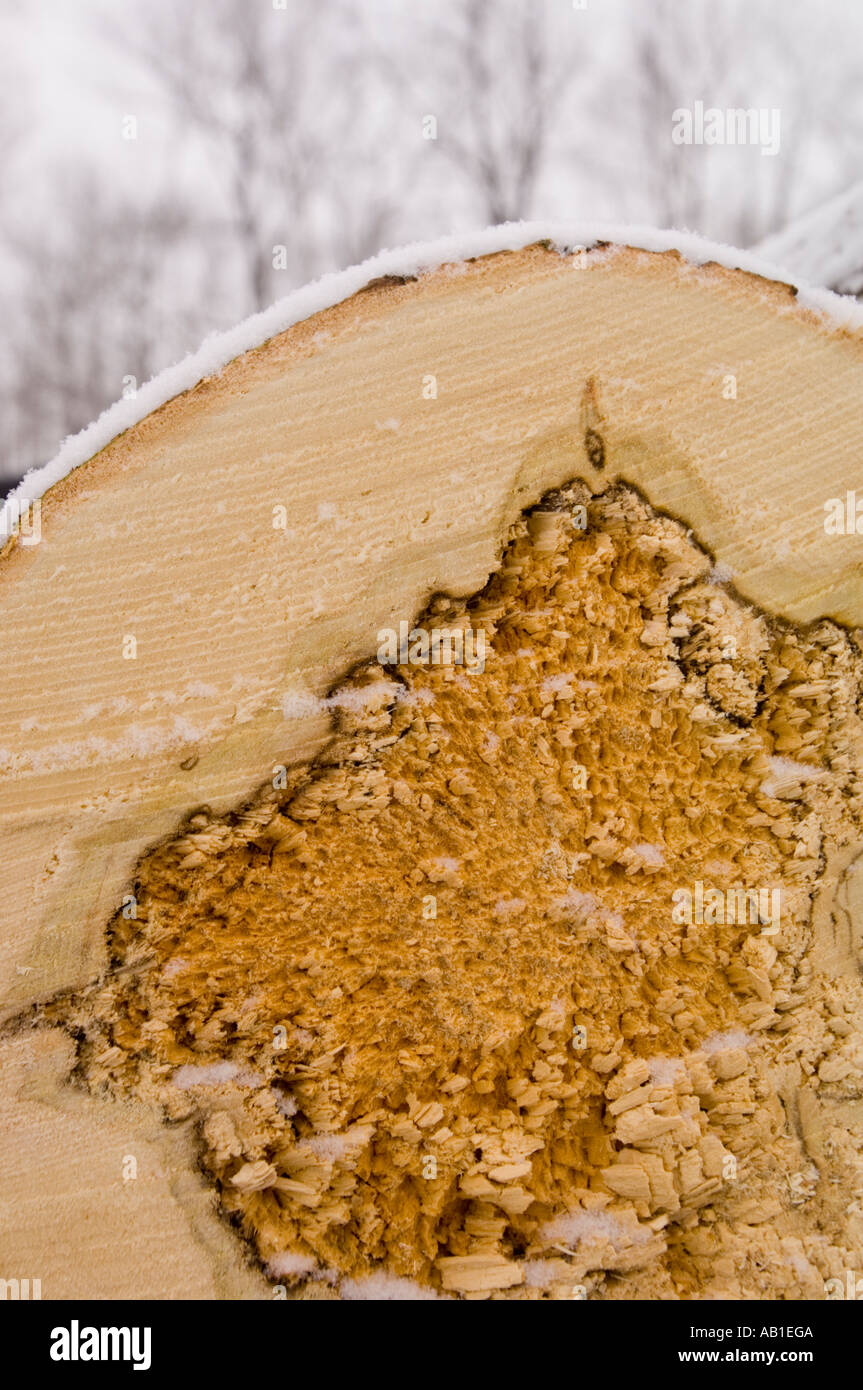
<box><xmin>1</xmin><ymin>231</ymin><xmax>862</xmax><ymax>1300</ymax></box>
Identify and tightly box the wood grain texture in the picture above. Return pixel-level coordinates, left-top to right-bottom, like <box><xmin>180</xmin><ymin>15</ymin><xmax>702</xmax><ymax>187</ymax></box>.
<box><xmin>2</xmin><ymin>241</ymin><xmax>861</xmax><ymax>1297</ymax></box>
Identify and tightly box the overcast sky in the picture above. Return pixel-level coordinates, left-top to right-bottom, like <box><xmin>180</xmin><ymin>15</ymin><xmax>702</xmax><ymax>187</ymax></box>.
<box><xmin>3</xmin><ymin>0</ymin><xmax>862</xmax><ymax>489</ymax></box>
<box><xmin>11</xmin><ymin>0</ymin><xmax>858</xmax><ymax>226</ymax></box>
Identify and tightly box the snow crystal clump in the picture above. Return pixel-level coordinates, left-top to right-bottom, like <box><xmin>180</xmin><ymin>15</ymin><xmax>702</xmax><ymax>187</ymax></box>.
<box><xmin>631</xmin><ymin>842</ymin><xmax>664</xmax><ymax>868</ymax></box>
<box><xmin>340</xmin><ymin>1273</ymin><xmax>440</xmax><ymax>1300</ymax></box>
<box><xmin>541</xmin><ymin>1209</ymin><xmax>653</xmax><ymax>1249</ymax></box>
<box><xmin>522</xmin><ymin>1260</ymin><xmax>569</xmax><ymax>1288</ymax></box>
<box><xmin>540</xmin><ymin>674</ymin><xmax>575</xmax><ymax>699</ymax></box>
<box><xmin>709</xmin><ymin>562</ymin><xmax>734</xmax><ymax>584</ymax></box>
<box><xmin>548</xmin><ymin>889</ymin><xmax>598</xmax><ymax>921</ymax></box>
<box><xmin>702</xmin><ymin>1030</ymin><xmax>752</xmax><ymax>1055</ymax></box>
<box><xmin>172</xmin><ymin>1062</ymin><xmax>263</xmax><ymax>1089</ymax></box>
<box><xmin>267</xmin><ymin>1252</ymin><xmax>319</xmax><ymax>1280</ymax></box>
<box><xmin>648</xmin><ymin>1056</ymin><xmax>687</xmax><ymax>1085</ymax></box>
<box><xmin>760</xmin><ymin>756</ymin><xmax>822</xmax><ymax>797</ymax></box>
<box><xmin>493</xmin><ymin>897</ymin><xmax>527</xmax><ymax>919</ymax></box>
<box><xmin>280</xmin><ymin>681</ymin><xmax>403</xmax><ymax>721</ymax></box>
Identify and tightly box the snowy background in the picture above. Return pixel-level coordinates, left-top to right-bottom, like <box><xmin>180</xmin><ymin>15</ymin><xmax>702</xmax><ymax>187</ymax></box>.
<box><xmin>2</xmin><ymin>0</ymin><xmax>861</xmax><ymax>495</ymax></box>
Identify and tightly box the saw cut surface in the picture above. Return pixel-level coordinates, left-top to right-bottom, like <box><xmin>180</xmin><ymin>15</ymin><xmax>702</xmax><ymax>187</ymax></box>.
<box><xmin>4</xmin><ymin>241</ymin><xmax>863</xmax><ymax>1041</ymax></box>
<box><xmin>56</xmin><ymin>483</ymin><xmax>863</xmax><ymax>1300</ymax></box>
<box><xmin>4</xmin><ymin>239</ymin><xmax>863</xmax><ymax>1299</ymax></box>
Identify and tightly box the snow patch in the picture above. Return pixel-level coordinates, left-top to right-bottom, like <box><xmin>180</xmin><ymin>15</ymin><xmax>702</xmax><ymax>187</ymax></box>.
<box><xmin>760</xmin><ymin>756</ymin><xmax>822</xmax><ymax>797</ymax></box>
<box><xmin>340</xmin><ymin>1273</ymin><xmax>440</xmax><ymax>1301</ymax></box>
<box><xmin>522</xmin><ymin>1259</ymin><xmax>569</xmax><ymax>1288</ymax></box>
<box><xmin>267</xmin><ymin>1252</ymin><xmax>319</xmax><ymax>1280</ymax></box>
<box><xmin>0</xmin><ymin>713</ymin><xmax>223</xmax><ymax>775</ymax></box>
<box><xmin>549</xmin><ymin>888</ymin><xmax>597</xmax><ymax>917</ymax></box>
<box><xmin>493</xmin><ymin>896</ymin><xmax>527</xmax><ymax>919</ymax></box>
<box><xmin>184</xmin><ymin>680</ymin><xmax>220</xmax><ymax>699</ymax></box>
<box><xmin>293</xmin><ymin>1130</ymin><xmax>371</xmax><ymax>1161</ymax></box>
<box><xmin>648</xmin><ymin>1056</ymin><xmax>687</xmax><ymax>1085</ymax></box>
<box><xmin>630</xmin><ymin>842</ymin><xmax>664</xmax><ymax>868</ymax></box>
<box><xmin>540</xmin><ymin>674</ymin><xmax>575</xmax><ymax>699</ymax></box>
<box><xmin>783</xmin><ymin>1248</ymin><xmax>817</xmax><ymax>1282</ymax></box>
<box><xmin>280</xmin><ymin>680</ymin><xmax>403</xmax><ymax>721</ymax></box>
<box><xmin>547</xmin><ymin>888</ymin><xmax>612</xmax><ymax>932</ymax></box>
<box><xmin>702</xmin><ymin>1029</ymin><xmax>752</xmax><ymax>1055</ymax></box>
<box><xmin>172</xmin><ymin>1062</ymin><xmax>263</xmax><ymax>1089</ymax></box>
<box><xmin>709</xmin><ymin>562</ymin><xmax>734</xmax><ymax>584</ymax></box>
<box><xmin>541</xmin><ymin>1209</ymin><xmax>653</xmax><ymax>1249</ymax></box>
